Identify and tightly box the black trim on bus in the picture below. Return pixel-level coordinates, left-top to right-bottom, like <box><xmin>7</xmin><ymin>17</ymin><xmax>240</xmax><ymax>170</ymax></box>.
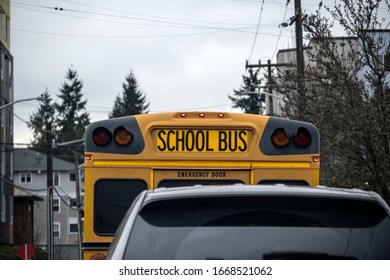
<box><xmin>82</xmin><ymin>242</ymin><xmax>111</xmax><ymax>251</ymax></box>
<box><xmin>258</xmin><ymin>180</ymin><xmax>309</xmax><ymax>186</ymax></box>
<box><xmin>260</xmin><ymin>117</ymin><xmax>319</xmax><ymax>155</ymax></box>
<box><xmin>158</xmin><ymin>179</ymin><xmax>245</xmax><ymax>188</ymax></box>
<box><xmin>85</xmin><ymin>116</ymin><xmax>145</xmax><ymax>154</ymax></box>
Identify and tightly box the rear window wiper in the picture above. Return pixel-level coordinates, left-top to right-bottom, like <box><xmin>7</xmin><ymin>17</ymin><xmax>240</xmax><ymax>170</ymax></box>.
<box><xmin>263</xmin><ymin>251</ymin><xmax>357</xmax><ymax>260</ymax></box>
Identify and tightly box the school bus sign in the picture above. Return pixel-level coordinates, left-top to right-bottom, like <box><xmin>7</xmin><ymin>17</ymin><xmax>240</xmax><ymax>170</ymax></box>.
<box><xmin>156</xmin><ymin>129</ymin><xmax>249</xmax><ymax>152</ymax></box>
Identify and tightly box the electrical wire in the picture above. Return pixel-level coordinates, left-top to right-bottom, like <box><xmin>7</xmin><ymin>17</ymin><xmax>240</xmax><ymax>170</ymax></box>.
<box><xmin>248</xmin><ymin>0</ymin><xmax>265</xmax><ymax>62</ymax></box>
<box><xmin>11</xmin><ymin>2</ymin><xmax>258</xmax><ymax>34</ymax></box>
<box><xmin>271</xmin><ymin>0</ymin><xmax>290</xmax><ymax>60</ymax></box>
<box><xmin>53</xmin><ymin>186</ymin><xmax>80</xmax><ymax>211</ymax></box>
<box><xmin>60</xmin><ymin>0</ymin><xmax>258</xmax><ymax>27</ymax></box>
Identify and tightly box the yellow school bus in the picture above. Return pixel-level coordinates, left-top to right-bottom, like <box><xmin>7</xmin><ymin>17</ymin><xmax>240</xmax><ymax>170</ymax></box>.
<box><xmin>82</xmin><ymin>112</ymin><xmax>320</xmax><ymax>259</ymax></box>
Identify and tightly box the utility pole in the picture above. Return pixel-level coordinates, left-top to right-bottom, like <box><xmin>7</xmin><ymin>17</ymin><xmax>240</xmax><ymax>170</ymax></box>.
<box><xmin>294</xmin><ymin>0</ymin><xmax>305</xmax><ymax>95</ymax></box>
<box><xmin>46</xmin><ymin>122</ymin><xmax>54</xmax><ymax>260</ymax></box>
<box><xmin>74</xmin><ymin>153</ymin><xmax>83</xmax><ymax>260</ymax></box>
<box><xmin>266</xmin><ymin>60</ymin><xmax>274</xmax><ymax>116</ymax></box>
<box><xmin>246</xmin><ymin>60</ymin><xmax>293</xmax><ymax>116</ymax></box>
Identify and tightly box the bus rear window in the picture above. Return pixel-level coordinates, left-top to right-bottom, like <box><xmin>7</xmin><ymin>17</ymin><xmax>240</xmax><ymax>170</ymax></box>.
<box><xmin>94</xmin><ymin>179</ymin><xmax>147</xmax><ymax>235</ymax></box>
<box><xmin>139</xmin><ymin>196</ymin><xmax>388</xmax><ymax>228</ymax></box>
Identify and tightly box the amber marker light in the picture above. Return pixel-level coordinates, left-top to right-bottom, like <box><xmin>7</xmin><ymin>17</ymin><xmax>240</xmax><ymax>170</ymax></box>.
<box><xmin>114</xmin><ymin>126</ymin><xmax>133</xmax><ymax>146</ymax></box>
<box><xmin>271</xmin><ymin>128</ymin><xmax>290</xmax><ymax>148</ymax></box>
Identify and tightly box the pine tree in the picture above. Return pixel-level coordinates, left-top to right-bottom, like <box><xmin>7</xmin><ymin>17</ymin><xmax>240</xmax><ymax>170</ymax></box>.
<box><xmin>229</xmin><ymin>68</ymin><xmax>265</xmax><ymax>114</ymax></box>
<box><xmin>27</xmin><ymin>88</ymin><xmax>54</xmax><ymax>151</ymax></box>
<box><xmin>54</xmin><ymin>67</ymin><xmax>90</xmax><ymax>160</ymax></box>
<box><xmin>109</xmin><ymin>70</ymin><xmax>149</xmax><ymax>118</ymax></box>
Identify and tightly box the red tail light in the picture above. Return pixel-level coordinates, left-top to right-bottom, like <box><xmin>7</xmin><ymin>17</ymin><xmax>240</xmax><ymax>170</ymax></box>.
<box><xmin>92</xmin><ymin>127</ymin><xmax>112</xmax><ymax>146</ymax></box>
<box><xmin>292</xmin><ymin>127</ymin><xmax>312</xmax><ymax>148</ymax></box>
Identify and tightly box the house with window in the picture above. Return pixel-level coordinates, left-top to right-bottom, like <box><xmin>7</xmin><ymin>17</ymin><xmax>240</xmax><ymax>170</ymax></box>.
<box><xmin>13</xmin><ymin>149</ymin><xmax>83</xmax><ymax>259</ymax></box>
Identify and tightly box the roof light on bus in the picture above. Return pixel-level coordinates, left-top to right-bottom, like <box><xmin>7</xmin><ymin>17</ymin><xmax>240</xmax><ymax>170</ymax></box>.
<box><xmin>180</xmin><ymin>113</ymin><xmax>187</xmax><ymax>117</ymax></box>
<box><xmin>271</xmin><ymin>128</ymin><xmax>290</xmax><ymax>148</ymax></box>
<box><xmin>292</xmin><ymin>127</ymin><xmax>312</xmax><ymax>148</ymax></box>
<box><xmin>199</xmin><ymin>113</ymin><xmax>205</xmax><ymax>117</ymax></box>
<box><xmin>218</xmin><ymin>113</ymin><xmax>225</xmax><ymax>118</ymax></box>
<box><xmin>114</xmin><ymin>126</ymin><xmax>133</xmax><ymax>146</ymax></box>
<box><xmin>92</xmin><ymin>127</ymin><xmax>112</xmax><ymax>147</ymax></box>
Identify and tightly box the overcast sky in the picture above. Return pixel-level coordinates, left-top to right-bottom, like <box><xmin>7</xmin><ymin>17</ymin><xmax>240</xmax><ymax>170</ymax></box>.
<box><xmin>10</xmin><ymin>0</ymin><xmax>389</xmax><ymax>145</ymax></box>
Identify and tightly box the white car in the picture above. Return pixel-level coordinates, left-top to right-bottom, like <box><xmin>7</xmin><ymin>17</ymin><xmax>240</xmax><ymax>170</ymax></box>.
<box><xmin>107</xmin><ymin>184</ymin><xmax>390</xmax><ymax>260</ymax></box>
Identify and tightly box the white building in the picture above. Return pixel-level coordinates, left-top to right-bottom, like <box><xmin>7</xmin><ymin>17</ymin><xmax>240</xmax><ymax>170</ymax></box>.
<box><xmin>275</xmin><ymin>30</ymin><xmax>390</xmax><ymax>113</ymax></box>
<box><xmin>13</xmin><ymin>149</ymin><xmax>83</xmax><ymax>259</ymax></box>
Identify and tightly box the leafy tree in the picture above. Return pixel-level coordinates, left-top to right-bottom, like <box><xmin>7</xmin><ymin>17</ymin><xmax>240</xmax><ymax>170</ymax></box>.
<box><xmin>277</xmin><ymin>0</ymin><xmax>390</xmax><ymax>201</ymax></box>
<box><xmin>27</xmin><ymin>88</ymin><xmax>54</xmax><ymax>151</ymax></box>
<box><xmin>109</xmin><ymin>70</ymin><xmax>149</xmax><ymax>118</ymax></box>
<box><xmin>229</xmin><ymin>68</ymin><xmax>265</xmax><ymax>114</ymax></box>
<box><xmin>54</xmin><ymin>67</ymin><xmax>90</xmax><ymax>160</ymax></box>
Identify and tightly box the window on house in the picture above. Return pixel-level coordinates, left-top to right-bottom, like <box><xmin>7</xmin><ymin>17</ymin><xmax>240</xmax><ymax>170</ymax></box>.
<box><xmin>53</xmin><ymin>172</ymin><xmax>60</xmax><ymax>186</ymax></box>
<box><xmin>69</xmin><ymin>172</ymin><xmax>76</xmax><ymax>182</ymax></box>
<box><xmin>53</xmin><ymin>222</ymin><xmax>60</xmax><ymax>238</ymax></box>
<box><xmin>20</xmin><ymin>173</ymin><xmax>32</xmax><ymax>184</ymax></box>
<box><xmin>378</xmin><ymin>53</ymin><xmax>390</xmax><ymax>71</ymax></box>
<box><xmin>69</xmin><ymin>217</ymin><xmax>78</xmax><ymax>234</ymax></box>
<box><xmin>69</xmin><ymin>198</ymin><xmax>77</xmax><ymax>208</ymax></box>
<box><xmin>384</xmin><ymin>53</ymin><xmax>390</xmax><ymax>71</ymax></box>
<box><xmin>1</xmin><ymin>193</ymin><xmax>5</xmax><ymax>222</ymax></box>
<box><xmin>6</xmin><ymin>16</ymin><xmax>10</xmax><ymax>43</ymax></box>
<box><xmin>0</xmin><ymin>10</ymin><xmax>3</xmax><ymax>40</ymax></box>
<box><xmin>9</xmin><ymin>195</ymin><xmax>13</xmax><ymax>225</ymax></box>
<box><xmin>53</xmin><ymin>198</ymin><xmax>60</xmax><ymax>213</ymax></box>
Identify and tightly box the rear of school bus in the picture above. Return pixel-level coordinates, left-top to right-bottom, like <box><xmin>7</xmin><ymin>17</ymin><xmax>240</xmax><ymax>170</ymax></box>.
<box><xmin>82</xmin><ymin>112</ymin><xmax>320</xmax><ymax>259</ymax></box>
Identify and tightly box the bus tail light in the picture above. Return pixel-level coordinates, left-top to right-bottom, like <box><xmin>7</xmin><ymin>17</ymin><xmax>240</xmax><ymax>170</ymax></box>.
<box><xmin>292</xmin><ymin>127</ymin><xmax>312</xmax><ymax>148</ymax></box>
<box><xmin>89</xmin><ymin>252</ymin><xmax>106</xmax><ymax>260</ymax></box>
<box><xmin>93</xmin><ymin>127</ymin><xmax>112</xmax><ymax>146</ymax></box>
<box><xmin>271</xmin><ymin>128</ymin><xmax>290</xmax><ymax>148</ymax></box>
<box><xmin>114</xmin><ymin>126</ymin><xmax>133</xmax><ymax>146</ymax></box>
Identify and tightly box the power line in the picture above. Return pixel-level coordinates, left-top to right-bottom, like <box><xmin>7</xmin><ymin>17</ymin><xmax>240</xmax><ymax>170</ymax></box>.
<box><xmin>60</xmin><ymin>0</ymin><xmax>258</xmax><ymax>27</ymax></box>
<box><xmin>12</xmin><ymin>28</ymin><xmax>231</xmax><ymax>39</ymax></box>
<box><xmin>248</xmin><ymin>0</ymin><xmax>265</xmax><ymax>61</ymax></box>
<box><xmin>12</xmin><ymin>2</ymin><xmax>258</xmax><ymax>35</ymax></box>
<box><xmin>271</xmin><ymin>0</ymin><xmax>290</xmax><ymax>60</ymax></box>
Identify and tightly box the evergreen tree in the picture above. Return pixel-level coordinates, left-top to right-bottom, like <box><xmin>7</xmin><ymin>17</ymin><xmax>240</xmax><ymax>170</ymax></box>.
<box><xmin>109</xmin><ymin>70</ymin><xmax>149</xmax><ymax>118</ymax></box>
<box><xmin>27</xmin><ymin>88</ymin><xmax>54</xmax><ymax>151</ymax></box>
<box><xmin>54</xmin><ymin>67</ymin><xmax>90</xmax><ymax>160</ymax></box>
<box><xmin>229</xmin><ymin>68</ymin><xmax>265</xmax><ymax>114</ymax></box>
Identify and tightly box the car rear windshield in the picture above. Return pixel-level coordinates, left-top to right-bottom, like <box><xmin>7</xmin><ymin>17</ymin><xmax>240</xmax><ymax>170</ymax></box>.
<box><xmin>124</xmin><ymin>195</ymin><xmax>390</xmax><ymax>259</ymax></box>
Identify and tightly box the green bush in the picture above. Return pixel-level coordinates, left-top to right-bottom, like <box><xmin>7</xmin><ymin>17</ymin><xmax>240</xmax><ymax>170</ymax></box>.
<box><xmin>0</xmin><ymin>245</ymin><xmax>48</xmax><ymax>260</ymax></box>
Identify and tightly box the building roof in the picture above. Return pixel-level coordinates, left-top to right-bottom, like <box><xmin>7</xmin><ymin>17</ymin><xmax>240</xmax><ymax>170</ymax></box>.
<box><xmin>14</xmin><ymin>187</ymin><xmax>43</xmax><ymax>201</ymax></box>
<box><xmin>14</xmin><ymin>149</ymin><xmax>75</xmax><ymax>172</ymax></box>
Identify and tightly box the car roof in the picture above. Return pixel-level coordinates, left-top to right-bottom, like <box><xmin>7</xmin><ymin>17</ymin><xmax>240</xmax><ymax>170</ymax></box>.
<box><xmin>144</xmin><ymin>184</ymin><xmax>389</xmax><ymax>209</ymax></box>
